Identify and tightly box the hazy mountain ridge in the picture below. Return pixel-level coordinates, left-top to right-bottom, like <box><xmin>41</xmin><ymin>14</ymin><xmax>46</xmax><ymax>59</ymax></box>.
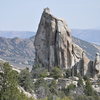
<box><xmin>72</xmin><ymin>36</ymin><xmax>100</xmax><ymax>60</ymax></box>
<box><xmin>0</xmin><ymin>29</ymin><xmax>100</xmax><ymax>45</ymax></box>
<box><xmin>0</xmin><ymin>31</ymin><xmax>35</xmax><ymax>38</ymax></box>
<box><xmin>0</xmin><ymin>36</ymin><xmax>35</xmax><ymax>68</ymax></box>
<box><xmin>72</xmin><ymin>29</ymin><xmax>100</xmax><ymax>45</ymax></box>
<box><xmin>0</xmin><ymin>32</ymin><xmax>99</xmax><ymax>68</ymax></box>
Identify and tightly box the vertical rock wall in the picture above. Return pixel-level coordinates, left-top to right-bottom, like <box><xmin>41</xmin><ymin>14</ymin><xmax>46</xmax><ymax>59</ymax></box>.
<box><xmin>34</xmin><ymin>8</ymin><xmax>100</xmax><ymax>78</ymax></box>
<box><xmin>34</xmin><ymin>8</ymin><xmax>73</xmax><ymax>70</ymax></box>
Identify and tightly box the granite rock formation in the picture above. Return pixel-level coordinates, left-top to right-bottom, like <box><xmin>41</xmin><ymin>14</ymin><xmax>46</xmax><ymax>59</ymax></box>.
<box><xmin>34</xmin><ymin>8</ymin><xmax>75</xmax><ymax>71</ymax></box>
<box><xmin>94</xmin><ymin>53</ymin><xmax>100</xmax><ymax>78</ymax></box>
<box><xmin>34</xmin><ymin>8</ymin><xmax>100</xmax><ymax>78</ymax></box>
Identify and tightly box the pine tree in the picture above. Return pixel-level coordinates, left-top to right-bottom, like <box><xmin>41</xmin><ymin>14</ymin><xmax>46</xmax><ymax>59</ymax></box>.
<box><xmin>0</xmin><ymin>62</ymin><xmax>19</xmax><ymax>100</ymax></box>
<box><xmin>50</xmin><ymin>66</ymin><xmax>63</xmax><ymax>79</ymax></box>
<box><xmin>18</xmin><ymin>68</ymin><xmax>33</xmax><ymax>92</ymax></box>
<box><xmin>0</xmin><ymin>62</ymin><xmax>35</xmax><ymax>100</ymax></box>
<box><xmin>84</xmin><ymin>80</ymin><xmax>94</xmax><ymax>96</ymax></box>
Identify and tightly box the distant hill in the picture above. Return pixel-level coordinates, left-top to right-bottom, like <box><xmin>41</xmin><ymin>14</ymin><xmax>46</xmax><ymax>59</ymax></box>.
<box><xmin>0</xmin><ymin>31</ymin><xmax>35</xmax><ymax>38</ymax></box>
<box><xmin>0</xmin><ymin>30</ymin><xmax>100</xmax><ymax>45</ymax></box>
<box><xmin>72</xmin><ymin>36</ymin><xmax>100</xmax><ymax>60</ymax></box>
<box><xmin>0</xmin><ymin>33</ymin><xmax>99</xmax><ymax>68</ymax></box>
<box><xmin>0</xmin><ymin>37</ymin><xmax>35</xmax><ymax>68</ymax></box>
<box><xmin>72</xmin><ymin>29</ymin><xmax>100</xmax><ymax>45</ymax></box>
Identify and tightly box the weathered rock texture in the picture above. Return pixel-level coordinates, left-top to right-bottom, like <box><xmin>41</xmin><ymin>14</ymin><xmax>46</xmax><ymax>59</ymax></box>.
<box><xmin>94</xmin><ymin>53</ymin><xmax>100</xmax><ymax>78</ymax></box>
<box><xmin>34</xmin><ymin>8</ymin><xmax>75</xmax><ymax>70</ymax></box>
<box><xmin>34</xmin><ymin>8</ymin><xmax>100</xmax><ymax>77</ymax></box>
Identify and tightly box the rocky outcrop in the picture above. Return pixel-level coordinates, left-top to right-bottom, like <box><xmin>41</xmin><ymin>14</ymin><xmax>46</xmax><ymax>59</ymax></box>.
<box><xmin>34</xmin><ymin>8</ymin><xmax>82</xmax><ymax>71</ymax></box>
<box><xmin>34</xmin><ymin>8</ymin><xmax>100</xmax><ymax>78</ymax></box>
<box><xmin>94</xmin><ymin>53</ymin><xmax>100</xmax><ymax>78</ymax></box>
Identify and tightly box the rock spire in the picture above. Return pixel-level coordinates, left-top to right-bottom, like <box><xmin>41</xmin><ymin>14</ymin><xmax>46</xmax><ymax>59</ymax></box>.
<box><xmin>34</xmin><ymin>8</ymin><xmax>74</xmax><ymax>70</ymax></box>
<box><xmin>34</xmin><ymin>8</ymin><xmax>100</xmax><ymax>78</ymax></box>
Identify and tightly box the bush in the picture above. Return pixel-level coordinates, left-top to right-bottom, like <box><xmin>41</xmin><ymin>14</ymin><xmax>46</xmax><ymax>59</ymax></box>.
<box><xmin>34</xmin><ymin>78</ymin><xmax>50</xmax><ymax>98</ymax></box>
<box><xmin>31</xmin><ymin>65</ymin><xmax>48</xmax><ymax>78</ymax></box>
<box><xmin>74</xmin><ymin>95</ymin><xmax>89</xmax><ymax>100</ymax></box>
<box><xmin>83</xmin><ymin>75</ymin><xmax>89</xmax><ymax>81</ymax></box>
<box><xmin>50</xmin><ymin>66</ymin><xmax>63</xmax><ymax>79</ymax></box>
<box><xmin>77</xmin><ymin>76</ymin><xmax>84</xmax><ymax>87</ymax></box>
<box><xmin>64</xmin><ymin>69</ymin><xmax>71</xmax><ymax>78</ymax></box>
<box><xmin>34</xmin><ymin>78</ymin><xmax>48</xmax><ymax>90</ymax></box>
<box><xmin>64</xmin><ymin>84</ymin><xmax>76</xmax><ymax>95</ymax></box>
<box><xmin>39</xmin><ymin>69</ymin><xmax>48</xmax><ymax>78</ymax></box>
<box><xmin>0</xmin><ymin>62</ymin><xmax>35</xmax><ymax>100</ymax></box>
<box><xmin>74</xmin><ymin>95</ymin><xmax>100</xmax><ymax>100</ymax></box>
<box><xmin>49</xmin><ymin>80</ymin><xmax>58</xmax><ymax>95</ymax></box>
<box><xmin>61</xmin><ymin>96</ymin><xmax>72</xmax><ymax>100</ymax></box>
<box><xmin>84</xmin><ymin>80</ymin><xmax>95</xmax><ymax>96</ymax></box>
<box><xmin>18</xmin><ymin>68</ymin><xmax>33</xmax><ymax>92</ymax></box>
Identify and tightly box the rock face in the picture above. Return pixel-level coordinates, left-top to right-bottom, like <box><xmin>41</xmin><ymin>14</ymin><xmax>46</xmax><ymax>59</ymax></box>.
<box><xmin>34</xmin><ymin>8</ymin><xmax>100</xmax><ymax>78</ymax></box>
<box><xmin>35</xmin><ymin>8</ymin><xmax>76</xmax><ymax>70</ymax></box>
<box><xmin>94</xmin><ymin>53</ymin><xmax>100</xmax><ymax>78</ymax></box>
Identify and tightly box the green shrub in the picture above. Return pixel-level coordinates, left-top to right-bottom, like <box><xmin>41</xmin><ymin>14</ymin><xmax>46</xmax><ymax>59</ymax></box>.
<box><xmin>50</xmin><ymin>66</ymin><xmax>63</xmax><ymax>79</ymax></box>
<box><xmin>0</xmin><ymin>62</ymin><xmax>35</xmax><ymax>100</ymax></box>
<box><xmin>31</xmin><ymin>65</ymin><xmax>48</xmax><ymax>78</ymax></box>
<box><xmin>39</xmin><ymin>69</ymin><xmax>48</xmax><ymax>78</ymax></box>
<box><xmin>61</xmin><ymin>96</ymin><xmax>72</xmax><ymax>100</ymax></box>
<box><xmin>64</xmin><ymin>84</ymin><xmax>76</xmax><ymax>95</ymax></box>
<box><xmin>84</xmin><ymin>80</ymin><xmax>95</xmax><ymax>96</ymax></box>
<box><xmin>74</xmin><ymin>95</ymin><xmax>100</xmax><ymax>100</ymax></box>
<box><xmin>34</xmin><ymin>78</ymin><xmax>47</xmax><ymax>90</ymax></box>
<box><xmin>64</xmin><ymin>69</ymin><xmax>71</xmax><ymax>78</ymax></box>
<box><xmin>77</xmin><ymin>76</ymin><xmax>84</xmax><ymax>87</ymax></box>
<box><xmin>18</xmin><ymin>68</ymin><xmax>33</xmax><ymax>92</ymax></box>
<box><xmin>49</xmin><ymin>80</ymin><xmax>58</xmax><ymax>95</ymax></box>
<box><xmin>83</xmin><ymin>75</ymin><xmax>89</xmax><ymax>81</ymax></box>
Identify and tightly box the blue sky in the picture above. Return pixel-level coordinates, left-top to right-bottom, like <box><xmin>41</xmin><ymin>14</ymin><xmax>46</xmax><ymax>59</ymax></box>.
<box><xmin>0</xmin><ymin>0</ymin><xmax>100</xmax><ymax>31</ymax></box>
